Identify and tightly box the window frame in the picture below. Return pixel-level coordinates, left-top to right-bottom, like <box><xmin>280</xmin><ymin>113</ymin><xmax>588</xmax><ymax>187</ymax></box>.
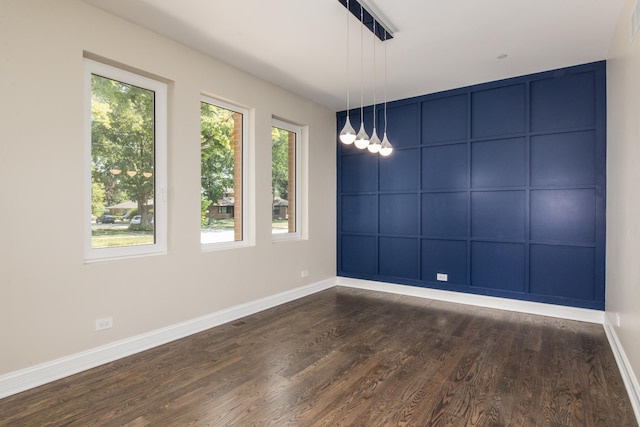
<box><xmin>200</xmin><ymin>95</ymin><xmax>250</xmax><ymax>251</ymax></box>
<box><xmin>271</xmin><ymin>118</ymin><xmax>302</xmax><ymax>242</ymax></box>
<box><xmin>84</xmin><ymin>58</ymin><xmax>168</xmax><ymax>262</ymax></box>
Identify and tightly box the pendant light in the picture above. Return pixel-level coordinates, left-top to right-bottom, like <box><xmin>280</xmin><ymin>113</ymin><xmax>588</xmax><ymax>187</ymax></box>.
<box><xmin>339</xmin><ymin>0</ymin><xmax>356</xmax><ymax>144</ymax></box>
<box><xmin>379</xmin><ymin>31</ymin><xmax>394</xmax><ymax>157</ymax></box>
<box><xmin>353</xmin><ymin>3</ymin><xmax>370</xmax><ymax>150</ymax></box>
<box><xmin>367</xmin><ymin>20</ymin><xmax>381</xmax><ymax>154</ymax></box>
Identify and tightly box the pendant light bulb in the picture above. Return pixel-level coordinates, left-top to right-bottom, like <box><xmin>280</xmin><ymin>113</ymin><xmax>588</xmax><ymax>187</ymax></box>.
<box><xmin>368</xmin><ymin>128</ymin><xmax>381</xmax><ymax>153</ymax></box>
<box><xmin>379</xmin><ymin>132</ymin><xmax>393</xmax><ymax>156</ymax></box>
<box><xmin>339</xmin><ymin>0</ymin><xmax>356</xmax><ymax>145</ymax></box>
<box><xmin>354</xmin><ymin>122</ymin><xmax>370</xmax><ymax>149</ymax></box>
<box><xmin>339</xmin><ymin>116</ymin><xmax>357</xmax><ymax>144</ymax></box>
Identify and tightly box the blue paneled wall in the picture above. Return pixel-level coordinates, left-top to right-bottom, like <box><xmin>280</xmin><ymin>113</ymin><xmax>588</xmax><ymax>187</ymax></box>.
<box><xmin>337</xmin><ymin>61</ymin><xmax>606</xmax><ymax>310</ymax></box>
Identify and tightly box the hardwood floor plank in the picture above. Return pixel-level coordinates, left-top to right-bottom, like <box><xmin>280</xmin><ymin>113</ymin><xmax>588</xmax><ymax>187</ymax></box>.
<box><xmin>0</xmin><ymin>287</ymin><xmax>636</xmax><ymax>427</ymax></box>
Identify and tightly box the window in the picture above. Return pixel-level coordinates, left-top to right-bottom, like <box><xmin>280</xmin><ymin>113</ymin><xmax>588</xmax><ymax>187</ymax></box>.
<box><xmin>84</xmin><ymin>58</ymin><xmax>167</xmax><ymax>261</ymax></box>
<box><xmin>272</xmin><ymin>119</ymin><xmax>301</xmax><ymax>241</ymax></box>
<box><xmin>200</xmin><ymin>97</ymin><xmax>247</xmax><ymax>248</ymax></box>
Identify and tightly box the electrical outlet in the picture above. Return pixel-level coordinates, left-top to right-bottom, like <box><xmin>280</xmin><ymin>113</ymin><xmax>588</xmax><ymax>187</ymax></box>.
<box><xmin>95</xmin><ymin>317</ymin><xmax>113</xmax><ymax>331</ymax></box>
<box><xmin>436</xmin><ymin>273</ymin><xmax>448</xmax><ymax>282</ymax></box>
<box><xmin>301</xmin><ymin>270</ymin><xmax>309</xmax><ymax>278</ymax></box>
<box><xmin>616</xmin><ymin>313</ymin><xmax>621</xmax><ymax>327</ymax></box>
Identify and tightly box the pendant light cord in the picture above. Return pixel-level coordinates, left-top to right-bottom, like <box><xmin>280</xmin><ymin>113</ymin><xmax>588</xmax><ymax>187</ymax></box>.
<box><xmin>384</xmin><ymin>32</ymin><xmax>388</xmax><ymax>133</ymax></box>
<box><xmin>360</xmin><ymin>4</ymin><xmax>364</xmax><ymax>122</ymax></box>
<box><xmin>372</xmin><ymin>20</ymin><xmax>376</xmax><ymax>120</ymax></box>
<box><xmin>346</xmin><ymin>0</ymin><xmax>350</xmax><ymax>115</ymax></box>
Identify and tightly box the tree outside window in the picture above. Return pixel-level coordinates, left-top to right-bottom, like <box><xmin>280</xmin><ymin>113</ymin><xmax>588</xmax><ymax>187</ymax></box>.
<box><xmin>90</xmin><ymin>74</ymin><xmax>155</xmax><ymax>247</ymax></box>
<box><xmin>85</xmin><ymin>58</ymin><xmax>166</xmax><ymax>260</ymax></box>
<box><xmin>272</xmin><ymin>119</ymin><xmax>300</xmax><ymax>240</ymax></box>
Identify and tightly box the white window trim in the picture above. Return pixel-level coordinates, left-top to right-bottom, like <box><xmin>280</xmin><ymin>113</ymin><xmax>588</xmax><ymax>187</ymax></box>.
<box><xmin>200</xmin><ymin>95</ymin><xmax>251</xmax><ymax>252</ymax></box>
<box><xmin>271</xmin><ymin>118</ymin><xmax>302</xmax><ymax>242</ymax></box>
<box><xmin>84</xmin><ymin>58</ymin><xmax>168</xmax><ymax>262</ymax></box>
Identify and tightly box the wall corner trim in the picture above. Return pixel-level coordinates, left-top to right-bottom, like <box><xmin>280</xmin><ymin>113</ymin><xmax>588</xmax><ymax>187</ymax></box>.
<box><xmin>0</xmin><ymin>278</ymin><xmax>335</xmax><ymax>400</ymax></box>
<box><xmin>603</xmin><ymin>315</ymin><xmax>640</xmax><ymax>423</ymax></box>
<box><xmin>337</xmin><ymin>277</ymin><xmax>605</xmax><ymax>323</ymax></box>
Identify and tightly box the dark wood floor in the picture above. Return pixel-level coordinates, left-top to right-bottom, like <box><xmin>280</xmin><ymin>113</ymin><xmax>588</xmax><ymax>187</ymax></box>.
<box><xmin>0</xmin><ymin>287</ymin><xmax>636</xmax><ymax>426</ymax></box>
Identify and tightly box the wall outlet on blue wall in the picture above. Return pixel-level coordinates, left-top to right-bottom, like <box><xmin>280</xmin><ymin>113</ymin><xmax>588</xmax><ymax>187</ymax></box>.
<box><xmin>436</xmin><ymin>273</ymin><xmax>448</xmax><ymax>282</ymax></box>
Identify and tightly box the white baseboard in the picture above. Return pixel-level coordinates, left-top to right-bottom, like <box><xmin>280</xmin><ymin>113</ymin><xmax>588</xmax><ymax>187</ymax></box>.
<box><xmin>0</xmin><ymin>278</ymin><xmax>335</xmax><ymax>400</ymax></box>
<box><xmin>603</xmin><ymin>315</ymin><xmax>640</xmax><ymax>422</ymax></box>
<box><xmin>336</xmin><ymin>277</ymin><xmax>604</xmax><ymax>324</ymax></box>
<box><xmin>3</xmin><ymin>273</ymin><xmax>637</xmax><ymax>425</ymax></box>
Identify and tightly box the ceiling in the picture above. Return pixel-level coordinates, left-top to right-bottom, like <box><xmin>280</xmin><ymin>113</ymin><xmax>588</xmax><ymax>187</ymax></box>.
<box><xmin>85</xmin><ymin>0</ymin><xmax>625</xmax><ymax>111</ymax></box>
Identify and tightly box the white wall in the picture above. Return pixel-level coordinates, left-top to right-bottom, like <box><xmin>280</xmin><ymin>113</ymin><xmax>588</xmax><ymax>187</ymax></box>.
<box><xmin>0</xmin><ymin>0</ymin><xmax>336</xmax><ymax>375</ymax></box>
<box><xmin>607</xmin><ymin>0</ymin><xmax>640</xmax><ymax>393</ymax></box>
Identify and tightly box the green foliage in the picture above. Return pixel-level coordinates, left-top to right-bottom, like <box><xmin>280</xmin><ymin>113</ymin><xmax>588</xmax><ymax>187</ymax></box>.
<box><xmin>201</xmin><ymin>194</ymin><xmax>212</xmax><ymax>227</ymax></box>
<box><xmin>200</xmin><ymin>102</ymin><xmax>236</xmax><ymax>222</ymax></box>
<box><xmin>271</xmin><ymin>127</ymin><xmax>290</xmax><ymax>201</ymax></box>
<box><xmin>90</xmin><ymin>74</ymin><xmax>154</xmax><ymax>223</ymax></box>
<box><xmin>124</xmin><ymin>208</ymin><xmax>136</xmax><ymax>220</ymax></box>
<box><xmin>91</xmin><ymin>181</ymin><xmax>105</xmax><ymax>216</ymax></box>
<box><xmin>128</xmin><ymin>224</ymin><xmax>154</xmax><ymax>232</ymax></box>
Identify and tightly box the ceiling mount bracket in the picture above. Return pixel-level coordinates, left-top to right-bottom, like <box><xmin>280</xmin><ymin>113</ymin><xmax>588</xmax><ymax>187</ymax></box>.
<box><xmin>338</xmin><ymin>0</ymin><xmax>395</xmax><ymax>41</ymax></box>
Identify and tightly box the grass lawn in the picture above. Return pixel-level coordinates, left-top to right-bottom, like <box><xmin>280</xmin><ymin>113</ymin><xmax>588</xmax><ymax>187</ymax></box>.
<box><xmin>91</xmin><ymin>225</ymin><xmax>154</xmax><ymax>248</ymax></box>
<box><xmin>203</xmin><ymin>218</ymin><xmax>235</xmax><ymax>230</ymax></box>
<box><xmin>272</xmin><ymin>219</ymin><xmax>288</xmax><ymax>230</ymax></box>
<box><xmin>92</xmin><ymin>219</ymin><xmax>290</xmax><ymax>247</ymax></box>
<box><xmin>202</xmin><ymin>218</ymin><xmax>289</xmax><ymax>230</ymax></box>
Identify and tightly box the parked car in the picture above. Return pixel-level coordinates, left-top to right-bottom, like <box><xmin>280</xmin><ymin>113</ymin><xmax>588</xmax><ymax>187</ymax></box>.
<box><xmin>96</xmin><ymin>214</ymin><xmax>115</xmax><ymax>224</ymax></box>
<box><xmin>130</xmin><ymin>215</ymin><xmax>142</xmax><ymax>225</ymax></box>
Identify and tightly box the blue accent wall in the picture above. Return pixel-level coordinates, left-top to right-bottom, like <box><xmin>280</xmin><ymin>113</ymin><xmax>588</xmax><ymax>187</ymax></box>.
<box><xmin>337</xmin><ymin>61</ymin><xmax>606</xmax><ymax>310</ymax></box>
